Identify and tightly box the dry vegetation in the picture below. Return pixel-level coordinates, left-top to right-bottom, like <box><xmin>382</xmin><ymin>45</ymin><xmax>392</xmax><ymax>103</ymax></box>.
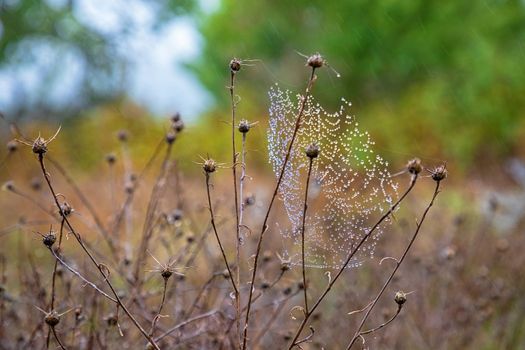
<box><xmin>0</xmin><ymin>54</ymin><xmax>523</xmax><ymax>350</ymax></box>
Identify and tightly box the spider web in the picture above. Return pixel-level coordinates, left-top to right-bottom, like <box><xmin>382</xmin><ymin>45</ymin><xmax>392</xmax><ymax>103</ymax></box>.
<box><xmin>268</xmin><ymin>84</ymin><xmax>399</xmax><ymax>269</ymax></box>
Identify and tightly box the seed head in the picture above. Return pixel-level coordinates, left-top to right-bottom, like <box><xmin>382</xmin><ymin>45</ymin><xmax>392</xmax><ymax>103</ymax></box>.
<box><xmin>238</xmin><ymin>119</ymin><xmax>251</xmax><ymax>134</ymax></box>
<box><xmin>44</xmin><ymin>310</ymin><xmax>60</xmax><ymax>327</ymax></box>
<box><xmin>42</xmin><ymin>231</ymin><xmax>57</xmax><ymax>247</ymax></box>
<box><xmin>430</xmin><ymin>164</ymin><xmax>447</xmax><ymax>182</ymax></box>
<box><xmin>203</xmin><ymin>158</ymin><xmax>217</xmax><ymax>173</ymax></box>
<box><xmin>165</xmin><ymin>131</ymin><xmax>176</xmax><ymax>144</ymax></box>
<box><xmin>105</xmin><ymin>153</ymin><xmax>116</xmax><ymax>165</ymax></box>
<box><xmin>161</xmin><ymin>268</ymin><xmax>173</xmax><ymax>280</ymax></box>
<box><xmin>394</xmin><ymin>291</ymin><xmax>407</xmax><ymax>306</ymax></box>
<box><xmin>32</xmin><ymin>137</ymin><xmax>47</xmax><ymax>155</ymax></box>
<box><xmin>307</xmin><ymin>53</ymin><xmax>324</xmax><ymax>68</ymax></box>
<box><xmin>2</xmin><ymin>180</ymin><xmax>15</xmax><ymax>192</ymax></box>
<box><xmin>30</xmin><ymin>177</ymin><xmax>42</xmax><ymax>191</ymax></box>
<box><xmin>222</xmin><ymin>269</ymin><xmax>230</xmax><ymax>279</ymax></box>
<box><xmin>172</xmin><ymin>120</ymin><xmax>184</xmax><ymax>133</ymax></box>
<box><xmin>105</xmin><ymin>313</ymin><xmax>118</xmax><ymax>327</ymax></box>
<box><xmin>406</xmin><ymin>158</ymin><xmax>422</xmax><ymax>175</ymax></box>
<box><xmin>117</xmin><ymin>129</ymin><xmax>129</xmax><ymax>142</ymax></box>
<box><xmin>171</xmin><ymin>112</ymin><xmax>181</xmax><ymax>123</ymax></box>
<box><xmin>6</xmin><ymin>140</ymin><xmax>17</xmax><ymax>153</ymax></box>
<box><xmin>305</xmin><ymin>143</ymin><xmax>320</xmax><ymax>159</ymax></box>
<box><xmin>230</xmin><ymin>58</ymin><xmax>241</xmax><ymax>72</ymax></box>
<box><xmin>59</xmin><ymin>202</ymin><xmax>74</xmax><ymax>217</ymax></box>
<box><xmin>244</xmin><ymin>193</ymin><xmax>256</xmax><ymax>206</ymax></box>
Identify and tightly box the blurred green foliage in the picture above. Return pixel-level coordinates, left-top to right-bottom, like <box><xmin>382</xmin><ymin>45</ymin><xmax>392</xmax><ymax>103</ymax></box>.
<box><xmin>192</xmin><ymin>0</ymin><xmax>525</xmax><ymax>168</ymax></box>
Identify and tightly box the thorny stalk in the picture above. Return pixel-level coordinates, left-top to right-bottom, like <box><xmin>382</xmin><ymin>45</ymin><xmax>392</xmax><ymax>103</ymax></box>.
<box><xmin>37</xmin><ymin>154</ymin><xmax>160</xmax><ymax>350</ymax></box>
<box><xmin>229</xmin><ymin>59</ymin><xmax>242</xmax><ymax>348</ymax></box>
<box><xmin>346</xmin><ymin>180</ymin><xmax>442</xmax><ymax>349</ymax></box>
<box><xmin>204</xmin><ymin>172</ymin><xmax>239</xmax><ymax>295</ymax></box>
<box><xmin>242</xmin><ymin>65</ymin><xmax>318</xmax><ymax>350</ymax></box>
<box><xmin>288</xmin><ymin>173</ymin><xmax>419</xmax><ymax>349</ymax></box>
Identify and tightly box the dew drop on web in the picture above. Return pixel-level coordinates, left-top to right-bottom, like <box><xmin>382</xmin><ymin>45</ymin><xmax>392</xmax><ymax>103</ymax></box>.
<box><xmin>267</xmin><ymin>84</ymin><xmax>399</xmax><ymax>269</ymax></box>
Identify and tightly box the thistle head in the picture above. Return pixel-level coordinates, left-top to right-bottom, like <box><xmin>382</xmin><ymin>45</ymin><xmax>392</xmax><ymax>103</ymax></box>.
<box><xmin>230</xmin><ymin>58</ymin><xmax>241</xmax><ymax>72</ymax></box>
<box><xmin>406</xmin><ymin>158</ymin><xmax>422</xmax><ymax>175</ymax></box>
<box><xmin>430</xmin><ymin>164</ymin><xmax>447</xmax><ymax>182</ymax></box>
<box><xmin>305</xmin><ymin>143</ymin><xmax>320</xmax><ymax>159</ymax></box>
<box><xmin>307</xmin><ymin>53</ymin><xmax>324</xmax><ymax>68</ymax></box>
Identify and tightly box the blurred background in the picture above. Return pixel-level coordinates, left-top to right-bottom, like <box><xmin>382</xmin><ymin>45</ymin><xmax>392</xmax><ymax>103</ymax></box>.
<box><xmin>1</xmin><ymin>1</ymin><xmax>525</xmax><ymax>348</ymax></box>
<box><xmin>1</xmin><ymin>0</ymin><xmax>525</xmax><ymax>173</ymax></box>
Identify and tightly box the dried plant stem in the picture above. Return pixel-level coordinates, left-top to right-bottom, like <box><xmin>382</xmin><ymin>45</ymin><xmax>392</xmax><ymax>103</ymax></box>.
<box><xmin>149</xmin><ymin>278</ymin><xmax>169</xmax><ymax>337</ymax></box>
<box><xmin>154</xmin><ymin>310</ymin><xmax>222</xmax><ymax>342</ymax></box>
<box><xmin>51</xmin><ymin>326</ymin><xmax>67</xmax><ymax>350</ymax></box>
<box><xmin>346</xmin><ymin>180</ymin><xmax>441</xmax><ymax>349</ymax></box>
<box><xmin>229</xmin><ymin>69</ymin><xmax>242</xmax><ymax>349</ymax></box>
<box><xmin>47</xmin><ymin>156</ymin><xmax>117</xmax><ymax>258</ymax></box>
<box><xmin>204</xmin><ymin>172</ymin><xmax>238</xmax><ymax>296</ymax></box>
<box><xmin>49</xmin><ymin>218</ymin><xmax>65</xmax><ymax>310</ymax></box>
<box><xmin>300</xmin><ymin>157</ymin><xmax>314</xmax><ymax>313</ymax></box>
<box><xmin>242</xmin><ymin>66</ymin><xmax>317</xmax><ymax>350</ymax></box>
<box><xmin>134</xmin><ymin>142</ymin><xmax>173</xmax><ymax>285</ymax></box>
<box><xmin>288</xmin><ymin>174</ymin><xmax>419</xmax><ymax>349</ymax></box>
<box><xmin>37</xmin><ymin>154</ymin><xmax>160</xmax><ymax>350</ymax></box>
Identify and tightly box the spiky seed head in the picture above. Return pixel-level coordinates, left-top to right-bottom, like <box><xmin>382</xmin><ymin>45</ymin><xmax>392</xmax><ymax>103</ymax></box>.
<box><xmin>238</xmin><ymin>119</ymin><xmax>251</xmax><ymax>134</ymax></box>
<box><xmin>161</xmin><ymin>268</ymin><xmax>173</xmax><ymax>280</ymax></box>
<box><xmin>280</xmin><ymin>261</ymin><xmax>290</xmax><ymax>272</ymax></box>
<box><xmin>105</xmin><ymin>153</ymin><xmax>116</xmax><ymax>165</ymax></box>
<box><xmin>7</xmin><ymin>140</ymin><xmax>17</xmax><ymax>153</ymax></box>
<box><xmin>307</xmin><ymin>53</ymin><xmax>324</xmax><ymax>68</ymax></box>
<box><xmin>59</xmin><ymin>202</ymin><xmax>73</xmax><ymax>217</ymax></box>
<box><xmin>165</xmin><ymin>131</ymin><xmax>176</xmax><ymax>144</ymax></box>
<box><xmin>44</xmin><ymin>310</ymin><xmax>60</xmax><ymax>327</ymax></box>
<box><xmin>43</xmin><ymin>232</ymin><xmax>56</xmax><ymax>247</ymax></box>
<box><xmin>406</xmin><ymin>158</ymin><xmax>422</xmax><ymax>175</ymax></box>
<box><xmin>222</xmin><ymin>269</ymin><xmax>230</xmax><ymax>279</ymax></box>
<box><xmin>32</xmin><ymin>137</ymin><xmax>47</xmax><ymax>155</ymax></box>
<box><xmin>305</xmin><ymin>143</ymin><xmax>320</xmax><ymax>159</ymax></box>
<box><xmin>203</xmin><ymin>158</ymin><xmax>216</xmax><ymax>173</ymax></box>
<box><xmin>431</xmin><ymin>164</ymin><xmax>447</xmax><ymax>182</ymax></box>
<box><xmin>230</xmin><ymin>58</ymin><xmax>241</xmax><ymax>72</ymax></box>
<box><xmin>394</xmin><ymin>291</ymin><xmax>407</xmax><ymax>306</ymax></box>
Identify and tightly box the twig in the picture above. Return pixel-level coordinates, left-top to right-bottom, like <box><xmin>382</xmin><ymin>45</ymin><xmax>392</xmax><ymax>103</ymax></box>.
<box><xmin>300</xmin><ymin>156</ymin><xmax>314</xmax><ymax>313</ymax></box>
<box><xmin>204</xmin><ymin>172</ymin><xmax>239</xmax><ymax>296</ymax></box>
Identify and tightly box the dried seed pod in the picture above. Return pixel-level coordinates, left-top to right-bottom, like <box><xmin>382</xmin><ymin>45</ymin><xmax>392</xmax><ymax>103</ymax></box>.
<box><xmin>165</xmin><ymin>131</ymin><xmax>176</xmax><ymax>144</ymax></box>
<box><xmin>161</xmin><ymin>268</ymin><xmax>173</xmax><ymax>280</ymax></box>
<box><xmin>6</xmin><ymin>140</ymin><xmax>17</xmax><ymax>153</ymax></box>
<box><xmin>44</xmin><ymin>310</ymin><xmax>60</xmax><ymax>327</ymax></box>
<box><xmin>305</xmin><ymin>143</ymin><xmax>320</xmax><ymax>159</ymax></box>
<box><xmin>406</xmin><ymin>158</ymin><xmax>422</xmax><ymax>175</ymax></box>
<box><xmin>307</xmin><ymin>53</ymin><xmax>324</xmax><ymax>68</ymax></box>
<box><xmin>59</xmin><ymin>202</ymin><xmax>73</xmax><ymax>217</ymax></box>
<box><xmin>32</xmin><ymin>137</ymin><xmax>47</xmax><ymax>155</ymax></box>
<box><xmin>203</xmin><ymin>158</ymin><xmax>217</xmax><ymax>173</ymax></box>
<box><xmin>105</xmin><ymin>153</ymin><xmax>116</xmax><ymax>165</ymax></box>
<box><xmin>230</xmin><ymin>58</ymin><xmax>241</xmax><ymax>72</ymax></box>
<box><xmin>43</xmin><ymin>232</ymin><xmax>57</xmax><ymax>247</ymax></box>
<box><xmin>238</xmin><ymin>119</ymin><xmax>251</xmax><ymax>134</ymax></box>
<box><xmin>394</xmin><ymin>291</ymin><xmax>407</xmax><ymax>306</ymax></box>
<box><xmin>431</xmin><ymin>164</ymin><xmax>447</xmax><ymax>182</ymax></box>
<box><xmin>117</xmin><ymin>129</ymin><xmax>129</xmax><ymax>142</ymax></box>
<box><xmin>171</xmin><ymin>112</ymin><xmax>181</xmax><ymax>123</ymax></box>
